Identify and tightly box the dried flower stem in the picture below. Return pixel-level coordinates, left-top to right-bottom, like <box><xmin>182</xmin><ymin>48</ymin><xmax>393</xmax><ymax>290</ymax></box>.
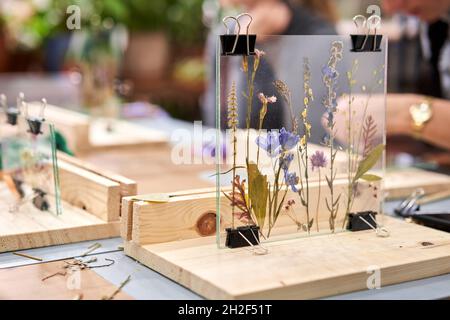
<box><xmin>273</xmin><ymin>80</ymin><xmax>296</xmax><ymax>131</ymax></box>
<box><xmin>267</xmin><ymin>164</ymin><xmax>288</xmax><ymax>238</ymax></box>
<box><xmin>256</xmin><ymin>101</ymin><xmax>267</xmax><ymax>166</ymax></box>
<box><xmin>315</xmin><ymin>169</ymin><xmax>322</xmax><ymax>232</ymax></box>
<box><xmin>298</xmin><ymin>58</ymin><xmax>314</xmax><ymax>234</ymax></box>
<box><xmin>343</xmin><ymin>64</ymin><xmax>384</xmax><ymax>229</ymax></box>
<box><xmin>244</xmin><ymin>56</ymin><xmax>259</xmax><ymax>164</ymax></box>
<box><xmin>228</xmin><ymin>81</ymin><xmax>238</xmax><ymax>228</ymax></box>
<box><xmin>344</xmin><ymin>60</ymin><xmax>358</xmax><ymax>229</ymax></box>
<box><xmin>323</xmin><ymin>41</ymin><xmax>343</xmax><ymax>233</ymax></box>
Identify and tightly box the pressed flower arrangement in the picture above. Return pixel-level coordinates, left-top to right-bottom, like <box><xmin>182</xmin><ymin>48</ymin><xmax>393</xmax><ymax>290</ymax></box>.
<box><xmin>217</xmin><ymin>34</ymin><xmax>387</xmax><ymax>248</ymax></box>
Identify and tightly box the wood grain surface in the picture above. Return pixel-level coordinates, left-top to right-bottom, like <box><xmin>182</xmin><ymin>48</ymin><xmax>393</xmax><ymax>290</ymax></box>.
<box><xmin>125</xmin><ymin>216</ymin><xmax>450</xmax><ymax>300</ymax></box>
<box><xmin>0</xmin><ymin>260</ymin><xmax>132</xmax><ymax>300</ymax></box>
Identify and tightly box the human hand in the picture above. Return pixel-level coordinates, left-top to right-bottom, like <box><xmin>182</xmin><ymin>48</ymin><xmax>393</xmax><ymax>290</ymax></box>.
<box><xmin>325</xmin><ymin>93</ymin><xmax>420</xmax><ymax>148</ymax></box>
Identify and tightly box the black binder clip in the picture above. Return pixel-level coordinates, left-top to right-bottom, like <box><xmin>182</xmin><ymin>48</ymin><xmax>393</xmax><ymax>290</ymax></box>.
<box><xmin>32</xmin><ymin>188</ymin><xmax>50</xmax><ymax>211</ymax></box>
<box><xmin>26</xmin><ymin>98</ymin><xmax>46</xmax><ymax>135</ymax></box>
<box><xmin>1</xmin><ymin>94</ymin><xmax>20</xmax><ymax>126</ymax></box>
<box><xmin>225</xmin><ymin>224</ymin><xmax>268</xmax><ymax>255</ymax></box>
<box><xmin>347</xmin><ymin>211</ymin><xmax>390</xmax><ymax>237</ymax></box>
<box><xmin>350</xmin><ymin>14</ymin><xmax>382</xmax><ymax>52</ymax></box>
<box><xmin>347</xmin><ymin>211</ymin><xmax>377</xmax><ymax>231</ymax></box>
<box><xmin>226</xmin><ymin>225</ymin><xmax>259</xmax><ymax>248</ymax></box>
<box><xmin>220</xmin><ymin>13</ymin><xmax>256</xmax><ymax>56</ymax></box>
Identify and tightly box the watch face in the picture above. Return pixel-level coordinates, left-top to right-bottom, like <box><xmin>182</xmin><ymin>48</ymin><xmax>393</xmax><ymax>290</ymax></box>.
<box><xmin>410</xmin><ymin>103</ymin><xmax>432</xmax><ymax>123</ymax></box>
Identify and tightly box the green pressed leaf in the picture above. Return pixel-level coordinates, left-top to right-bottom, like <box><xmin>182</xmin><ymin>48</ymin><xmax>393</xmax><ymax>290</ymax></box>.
<box><xmin>360</xmin><ymin>174</ymin><xmax>382</xmax><ymax>182</ymax></box>
<box><xmin>353</xmin><ymin>144</ymin><xmax>384</xmax><ymax>183</ymax></box>
<box><xmin>248</xmin><ymin>162</ymin><xmax>269</xmax><ymax>230</ymax></box>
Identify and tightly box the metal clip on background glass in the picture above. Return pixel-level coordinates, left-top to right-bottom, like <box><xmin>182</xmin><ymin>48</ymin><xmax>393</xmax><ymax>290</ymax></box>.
<box><xmin>351</xmin><ymin>14</ymin><xmax>382</xmax><ymax>52</ymax></box>
<box><xmin>394</xmin><ymin>188</ymin><xmax>425</xmax><ymax>217</ymax></box>
<box><xmin>220</xmin><ymin>13</ymin><xmax>256</xmax><ymax>56</ymax></box>
<box><xmin>26</xmin><ymin>98</ymin><xmax>46</xmax><ymax>135</ymax></box>
<box><xmin>1</xmin><ymin>93</ymin><xmax>20</xmax><ymax>126</ymax></box>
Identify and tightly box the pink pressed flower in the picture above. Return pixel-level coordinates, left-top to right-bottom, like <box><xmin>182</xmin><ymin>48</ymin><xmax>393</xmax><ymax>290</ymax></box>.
<box><xmin>255</xmin><ymin>49</ymin><xmax>266</xmax><ymax>58</ymax></box>
<box><xmin>310</xmin><ymin>150</ymin><xmax>328</xmax><ymax>171</ymax></box>
<box><xmin>258</xmin><ymin>93</ymin><xmax>277</xmax><ymax>104</ymax></box>
<box><xmin>258</xmin><ymin>92</ymin><xmax>266</xmax><ymax>103</ymax></box>
<box><xmin>267</xmin><ymin>96</ymin><xmax>277</xmax><ymax>103</ymax></box>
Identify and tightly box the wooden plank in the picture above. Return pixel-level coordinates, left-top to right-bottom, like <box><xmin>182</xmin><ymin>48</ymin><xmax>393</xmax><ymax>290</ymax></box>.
<box><xmin>0</xmin><ymin>198</ymin><xmax>120</xmax><ymax>253</ymax></box>
<box><xmin>124</xmin><ymin>216</ymin><xmax>450</xmax><ymax>299</ymax></box>
<box><xmin>88</xmin><ymin>117</ymin><xmax>167</xmax><ymax>150</ymax></box>
<box><xmin>127</xmin><ymin>179</ymin><xmax>381</xmax><ymax>245</ymax></box>
<box><xmin>121</xmin><ymin>197</ymin><xmax>134</xmax><ymax>241</ymax></box>
<box><xmin>57</xmin><ymin>151</ymin><xmax>137</xmax><ymax>199</ymax></box>
<box><xmin>79</xmin><ymin>143</ymin><xmax>216</xmax><ymax>194</ymax></box>
<box><xmin>0</xmin><ymin>260</ymin><xmax>131</xmax><ymax>300</ymax></box>
<box><xmin>58</xmin><ymin>160</ymin><xmax>122</xmax><ymax>222</ymax></box>
<box><xmin>120</xmin><ymin>188</ymin><xmax>221</xmax><ymax>241</ymax></box>
<box><xmin>385</xmin><ymin>168</ymin><xmax>450</xmax><ymax>199</ymax></box>
<box><xmin>28</xmin><ymin>102</ymin><xmax>90</xmax><ymax>153</ymax></box>
<box><xmin>28</xmin><ymin>102</ymin><xmax>167</xmax><ymax>154</ymax></box>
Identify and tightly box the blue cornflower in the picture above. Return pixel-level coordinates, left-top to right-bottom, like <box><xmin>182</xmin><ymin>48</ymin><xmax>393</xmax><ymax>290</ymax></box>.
<box><xmin>284</xmin><ymin>171</ymin><xmax>299</xmax><ymax>192</ymax></box>
<box><xmin>279</xmin><ymin>127</ymin><xmax>299</xmax><ymax>151</ymax></box>
<box><xmin>280</xmin><ymin>153</ymin><xmax>294</xmax><ymax>171</ymax></box>
<box><xmin>256</xmin><ymin>131</ymin><xmax>281</xmax><ymax>157</ymax></box>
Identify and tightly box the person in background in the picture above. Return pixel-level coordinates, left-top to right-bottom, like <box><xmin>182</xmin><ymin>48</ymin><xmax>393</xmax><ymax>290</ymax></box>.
<box><xmin>202</xmin><ymin>0</ymin><xmax>337</xmax><ymax>133</ymax></box>
<box><xmin>382</xmin><ymin>0</ymin><xmax>450</xmax><ymax>152</ymax></box>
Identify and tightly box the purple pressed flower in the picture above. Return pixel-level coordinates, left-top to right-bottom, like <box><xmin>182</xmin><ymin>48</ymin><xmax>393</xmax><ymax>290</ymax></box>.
<box><xmin>279</xmin><ymin>127</ymin><xmax>299</xmax><ymax>151</ymax></box>
<box><xmin>256</xmin><ymin>131</ymin><xmax>281</xmax><ymax>157</ymax></box>
<box><xmin>310</xmin><ymin>150</ymin><xmax>328</xmax><ymax>171</ymax></box>
<box><xmin>284</xmin><ymin>171</ymin><xmax>299</xmax><ymax>192</ymax></box>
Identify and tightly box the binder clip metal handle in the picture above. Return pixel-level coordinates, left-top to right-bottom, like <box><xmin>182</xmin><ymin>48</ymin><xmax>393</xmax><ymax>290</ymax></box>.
<box><xmin>351</xmin><ymin>14</ymin><xmax>382</xmax><ymax>52</ymax></box>
<box><xmin>353</xmin><ymin>15</ymin><xmax>367</xmax><ymax>33</ymax></box>
<box><xmin>220</xmin><ymin>12</ymin><xmax>256</xmax><ymax>56</ymax></box>
<box><xmin>1</xmin><ymin>93</ymin><xmax>20</xmax><ymax>126</ymax></box>
<box><xmin>236</xmin><ymin>12</ymin><xmax>253</xmax><ymax>56</ymax></box>
<box><xmin>222</xmin><ymin>16</ymin><xmax>241</xmax><ymax>55</ymax></box>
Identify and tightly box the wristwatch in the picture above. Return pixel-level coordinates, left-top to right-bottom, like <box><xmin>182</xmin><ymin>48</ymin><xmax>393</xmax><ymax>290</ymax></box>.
<box><xmin>409</xmin><ymin>98</ymin><xmax>433</xmax><ymax>140</ymax></box>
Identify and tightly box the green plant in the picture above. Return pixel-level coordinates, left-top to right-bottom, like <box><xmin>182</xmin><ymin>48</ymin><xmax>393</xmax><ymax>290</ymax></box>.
<box><xmin>120</xmin><ymin>0</ymin><xmax>205</xmax><ymax>45</ymax></box>
<box><xmin>1</xmin><ymin>0</ymin><xmax>206</xmax><ymax>51</ymax></box>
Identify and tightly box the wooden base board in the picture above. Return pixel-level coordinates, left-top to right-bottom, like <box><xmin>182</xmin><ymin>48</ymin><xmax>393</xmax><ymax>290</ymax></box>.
<box><xmin>124</xmin><ymin>217</ymin><xmax>450</xmax><ymax>299</ymax></box>
<box><xmin>0</xmin><ymin>198</ymin><xmax>120</xmax><ymax>253</ymax></box>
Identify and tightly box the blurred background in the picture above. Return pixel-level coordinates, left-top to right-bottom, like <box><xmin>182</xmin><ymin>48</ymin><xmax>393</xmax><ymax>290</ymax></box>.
<box><xmin>0</xmin><ymin>0</ymin><xmax>424</xmax><ymax>120</ymax></box>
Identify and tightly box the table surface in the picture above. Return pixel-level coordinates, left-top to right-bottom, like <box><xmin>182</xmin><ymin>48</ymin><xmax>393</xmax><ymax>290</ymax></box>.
<box><xmin>1</xmin><ymin>199</ymin><xmax>449</xmax><ymax>300</ymax></box>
